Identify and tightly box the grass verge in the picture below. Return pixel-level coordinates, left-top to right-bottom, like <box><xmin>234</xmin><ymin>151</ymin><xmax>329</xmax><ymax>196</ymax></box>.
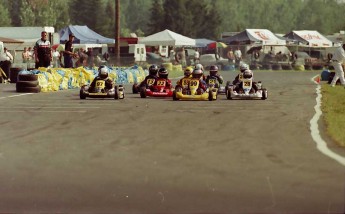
<box><xmin>321</xmin><ymin>84</ymin><xmax>345</xmax><ymax>146</ymax></box>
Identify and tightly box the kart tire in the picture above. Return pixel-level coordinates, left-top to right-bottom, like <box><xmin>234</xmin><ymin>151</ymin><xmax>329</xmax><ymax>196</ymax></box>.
<box><xmin>10</xmin><ymin>67</ymin><xmax>23</xmax><ymax>83</ymax></box>
<box><xmin>173</xmin><ymin>90</ymin><xmax>179</xmax><ymax>101</ymax></box>
<box><xmin>114</xmin><ymin>86</ymin><xmax>119</xmax><ymax>100</ymax></box>
<box><xmin>16</xmin><ymin>80</ymin><xmax>39</xmax><ymax>88</ymax></box>
<box><xmin>132</xmin><ymin>84</ymin><xmax>139</xmax><ymax>94</ymax></box>
<box><xmin>16</xmin><ymin>85</ymin><xmax>41</xmax><ymax>93</ymax></box>
<box><xmin>226</xmin><ymin>88</ymin><xmax>232</xmax><ymax>100</ymax></box>
<box><xmin>119</xmin><ymin>85</ymin><xmax>125</xmax><ymax>99</ymax></box>
<box><xmin>261</xmin><ymin>89</ymin><xmax>268</xmax><ymax>100</ymax></box>
<box><xmin>140</xmin><ymin>86</ymin><xmax>146</xmax><ymax>98</ymax></box>
<box><xmin>80</xmin><ymin>89</ymin><xmax>86</xmax><ymax>99</ymax></box>
<box><xmin>208</xmin><ymin>90</ymin><xmax>214</xmax><ymax>101</ymax></box>
<box><xmin>17</xmin><ymin>73</ymin><xmax>38</xmax><ymax>81</ymax></box>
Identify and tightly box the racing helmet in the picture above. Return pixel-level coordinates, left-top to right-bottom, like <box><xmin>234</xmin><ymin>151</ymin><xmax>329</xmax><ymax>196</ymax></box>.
<box><xmin>209</xmin><ymin>65</ymin><xmax>219</xmax><ymax>76</ymax></box>
<box><xmin>149</xmin><ymin>64</ymin><xmax>159</xmax><ymax>76</ymax></box>
<box><xmin>98</xmin><ymin>65</ymin><xmax>109</xmax><ymax>79</ymax></box>
<box><xmin>158</xmin><ymin>67</ymin><xmax>169</xmax><ymax>78</ymax></box>
<box><xmin>192</xmin><ymin>68</ymin><xmax>203</xmax><ymax>79</ymax></box>
<box><xmin>184</xmin><ymin>66</ymin><xmax>193</xmax><ymax>77</ymax></box>
<box><xmin>195</xmin><ymin>63</ymin><xmax>204</xmax><ymax>71</ymax></box>
<box><xmin>239</xmin><ymin>63</ymin><xmax>249</xmax><ymax>73</ymax></box>
<box><xmin>243</xmin><ymin>69</ymin><xmax>253</xmax><ymax>79</ymax></box>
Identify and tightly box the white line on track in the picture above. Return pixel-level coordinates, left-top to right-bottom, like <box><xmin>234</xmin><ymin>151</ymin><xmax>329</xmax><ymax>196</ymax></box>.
<box><xmin>310</xmin><ymin>75</ymin><xmax>345</xmax><ymax>166</ymax></box>
<box><xmin>0</xmin><ymin>93</ymin><xmax>33</xmax><ymax>99</ymax></box>
<box><xmin>0</xmin><ymin>110</ymin><xmax>87</xmax><ymax>113</ymax></box>
<box><xmin>0</xmin><ymin>106</ymin><xmax>99</xmax><ymax>109</ymax></box>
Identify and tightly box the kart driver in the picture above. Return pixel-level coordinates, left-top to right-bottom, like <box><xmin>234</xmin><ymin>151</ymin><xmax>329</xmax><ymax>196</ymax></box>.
<box><xmin>139</xmin><ymin>64</ymin><xmax>159</xmax><ymax>88</ymax></box>
<box><xmin>232</xmin><ymin>63</ymin><xmax>249</xmax><ymax>86</ymax></box>
<box><xmin>205</xmin><ymin>65</ymin><xmax>224</xmax><ymax>87</ymax></box>
<box><xmin>157</xmin><ymin>67</ymin><xmax>172</xmax><ymax>89</ymax></box>
<box><xmin>89</xmin><ymin>65</ymin><xmax>114</xmax><ymax>92</ymax></box>
<box><xmin>191</xmin><ymin>68</ymin><xmax>207</xmax><ymax>94</ymax></box>
<box><xmin>176</xmin><ymin>66</ymin><xmax>193</xmax><ymax>88</ymax></box>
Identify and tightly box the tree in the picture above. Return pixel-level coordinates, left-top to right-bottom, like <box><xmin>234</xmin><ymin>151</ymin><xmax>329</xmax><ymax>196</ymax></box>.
<box><xmin>0</xmin><ymin>0</ymin><xmax>12</xmax><ymax>26</ymax></box>
<box><xmin>148</xmin><ymin>0</ymin><xmax>164</xmax><ymax>35</ymax></box>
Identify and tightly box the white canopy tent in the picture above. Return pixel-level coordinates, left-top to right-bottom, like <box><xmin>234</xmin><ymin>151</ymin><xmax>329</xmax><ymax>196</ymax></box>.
<box><xmin>284</xmin><ymin>30</ymin><xmax>333</xmax><ymax>47</ymax></box>
<box><xmin>222</xmin><ymin>29</ymin><xmax>286</xmax><ymax>46</ymax></box>
<box><xmin>138</xmin><ymin>29</ymin><xmax>196</xmax><ymax>46</ymax></box>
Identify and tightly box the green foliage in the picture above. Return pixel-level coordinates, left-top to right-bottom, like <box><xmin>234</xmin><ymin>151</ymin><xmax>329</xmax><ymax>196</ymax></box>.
<box><xmin>1</xmin><ymin>0</ymin><xmax>345</xmax><ymax>40</ymax></box>
<box><xmin>0</xmin><ymin>0</ymin><xmax>11</xmax><ymax>26</ymax></box>
<box><xmin>321</xmin><ymin>84</ymin><xmax>345</xmax><ymax>146</ymax></box>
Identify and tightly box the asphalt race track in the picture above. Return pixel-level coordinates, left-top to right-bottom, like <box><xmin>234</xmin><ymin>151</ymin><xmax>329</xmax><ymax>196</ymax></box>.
<box><xmin>0</xmin><ymin>70</ymin><xmax>344</xmax><ymax>213</ymax></box>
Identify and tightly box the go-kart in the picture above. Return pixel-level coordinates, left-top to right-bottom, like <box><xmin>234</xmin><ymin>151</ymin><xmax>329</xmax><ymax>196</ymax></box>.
<box><xmin>226</xmin><ymin>78</ymin><xmax>267</xmax><ymax>100</ymax></box>
<box><xmin>206</xmin><ymin>77</ymin><xmax>226</xmax><ymax>95</ymax></box>
<box><xmin>173</xmin><ymin>78</ymin><xmax>217</xmax><ymax>101</ymax></box>
<box><xmin>80</xmin><ymin>79</ymin><xmax>124</xmax><ymax>100</ymax></box>
<box><xmin>139</xmin><ymin>78</ymin><xmax>174</xmax><ymax>98</ymax></box>
<box><xmin>132</xmin><ymin>77</ymin><xmax>156</xmax><ymax>94</ymax></box>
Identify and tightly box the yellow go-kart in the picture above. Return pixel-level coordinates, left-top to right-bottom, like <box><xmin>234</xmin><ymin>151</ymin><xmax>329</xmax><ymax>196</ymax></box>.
<box><xmin>173</xmin><ymin>78</ymin><xmax>217</xmax><ymax>101</ymax></box>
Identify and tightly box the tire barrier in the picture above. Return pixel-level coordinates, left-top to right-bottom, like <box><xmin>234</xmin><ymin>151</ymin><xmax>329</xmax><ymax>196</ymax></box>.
<box><xmin>16</xmin><ymin>71</ymin><xmax>41</xmax><ymax>93</ymax></box>
<box><xmin>10</xmin><ymin>67</ymin><xmax>23</xmax><ymax>83</ymax></box>
<box><xmin>272</xmin><ymin>64</ymin><xmax>282</xmax><ymax>70</ymax></box>
<box><xmin>16</xmin><ymin>66</ymin><xmax>149</xmax><ymax>92</ymax></box>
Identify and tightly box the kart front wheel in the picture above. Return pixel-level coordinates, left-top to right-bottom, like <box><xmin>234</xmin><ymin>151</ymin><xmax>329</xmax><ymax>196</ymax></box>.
<box><xmin>80</xmin><ymin>89</ymin><xmax>86</xmax><ymax>99</ymax></box>
<box><xmin>226</xmin><ymin>88</ymin><xmax>232</xmax><ymax>100</ymax></box>
<box><xmin>261</xmin><ymin>89</ymin><xmax>268</xmax><ymax>100</ymax></box>
<box><xmin>173</xmin><ymin>90</ymin><xmax>179</xmax><ymax>101</ymax></box>
<box><xmin>114</xmin><ymin>86</ymin><xmax>119</xmax><ymax>100</ymax></box>
<box><xmin>140</xmin><ymin>87</ymin><xmax>147</xmax><ymax>98</ymax></box>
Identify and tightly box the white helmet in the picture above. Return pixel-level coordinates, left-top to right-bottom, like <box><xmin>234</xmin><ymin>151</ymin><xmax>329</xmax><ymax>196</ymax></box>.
<box><xmin>195</xmin><ymin>63</ymin><xmax>204</xmax><ymax>71</ymax></box>
<box><xmin>243</xmin><ymin>69</ymin><xmax>253</xmax><ymax>79</ymax></box>
<box><xmin>239</xmin><ymin>63</ymin><xmax>249</xmax><ymax>72</ymax></box>
<box><xmin>98</xmin><ymin>65</ymin><xmax>109</xmax><ymax>79</ymax></box>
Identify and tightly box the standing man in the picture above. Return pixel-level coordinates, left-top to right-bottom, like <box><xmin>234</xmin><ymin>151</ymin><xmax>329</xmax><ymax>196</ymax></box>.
<box><xmin>330</xmin><ymin>44</ymin><xmax>345</xmax><ymax>87</ymax></box>
<box><xmin>234</xmin><ymin>46</ymin><xmax>242</xmax><ymax>69</ymax></box>
<box><xmin>227</xmin><ymin>47</ymin><xmax>235</xmax><ymax>65</ymax></box>
<box><xmin>64</xmin><ymin>33</ymin><xmax>76</xmax><ymax>68</ymax></box>
<box><xmin>0</xmin><ymin>47</ymin><xmax>13</xmax><ymax>81</ymax></box>
<box><xmin>34</xmin><ymin>31</ymin><xmax>52</xmax><ymax>68</ymax></box>
<box><xmin>194</xmin><ymin>48</ymin><xmax>200</xmax><ymax>65</ymax></box>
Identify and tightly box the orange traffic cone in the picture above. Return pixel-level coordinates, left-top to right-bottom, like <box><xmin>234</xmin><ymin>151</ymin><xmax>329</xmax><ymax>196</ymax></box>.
<box><xmin>314</xmin><ymin>75</ymin><xmax>321</xmax><ymax>84</ymax></box>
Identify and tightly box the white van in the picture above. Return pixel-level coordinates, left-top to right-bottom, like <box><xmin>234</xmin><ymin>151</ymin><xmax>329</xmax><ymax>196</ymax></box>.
<box><xmin>129</xmin><ymin>44</ymin><xmax>146</xmax><ymax>62</ymax></box>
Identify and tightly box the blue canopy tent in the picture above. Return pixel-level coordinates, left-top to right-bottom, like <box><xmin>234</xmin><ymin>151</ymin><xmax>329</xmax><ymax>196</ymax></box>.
<box><xmin>59</xmin><ymin>25</ymin><xmax>115</xmax><ymax>44</ymax></box>
<box><xmin>195</xmin><ymin>38</ymin><xmax>215</xmax><ymax>48</ymax></box>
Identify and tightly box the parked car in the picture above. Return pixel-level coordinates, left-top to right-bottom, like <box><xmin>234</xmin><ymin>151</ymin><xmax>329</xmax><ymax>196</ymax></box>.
<box><xmin>292</xmin><ymin>51</ymin><xmax>325</xmax><ymax>70</ymax></box>
<box><xmin>146</xmin><ymin>52</ymin><xmax>171</xmax><ymax>65</ymax></box>
<box><xmin>199</xmin><ymin>54</ymin><xmax>229</xmax><ymax>69</ymax></box>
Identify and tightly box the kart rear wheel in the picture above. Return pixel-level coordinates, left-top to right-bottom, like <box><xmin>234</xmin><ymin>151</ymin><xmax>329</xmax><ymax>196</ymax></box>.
<box><xmin>261</xmin><ymin>88</ymin><xmax>268</xmax><ymax>100</ymax></box>
<box><xmin>114</xmin><ymin>86</ymin><xmax>119</xmax><ymax>100</ymax></box>
<box><xmin>132</xmin><ymin>83</ymin><xmax>139</xmax><ymax>94</ymax></box>
<box><xmin>226</xmin><ymin>88</ymin><xmax>232</xmax><ymax>100</ymax></box>
<box><xmin>173</xmin><ymin>90</ymin><xmax>179</xmax><ymax>101</ymax></box>
<box><xmin>80</xmin><ymin>89</ymin><xmax>86</xmax><ymax>99</ymax></box>
<box><xmin>208</xmin><ymin>90</ymin><xmax>214</xmax><ymax>101</ymax></box>
<box><xmin>119</xmin><ymin>85</ymin><xmax>125</xmax><ymax>99</ymax></box>
<box><xmin>140</xmin><ymin>86</ymin><xmax>147</xmax><ymax>98</ymax></box>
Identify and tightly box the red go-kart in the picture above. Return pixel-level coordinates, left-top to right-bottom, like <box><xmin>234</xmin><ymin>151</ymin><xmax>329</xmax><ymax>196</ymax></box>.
<box><xmin>138</xmin><ymin>78</ymin><xmax>174</xmax><ymax>98</ymax></box>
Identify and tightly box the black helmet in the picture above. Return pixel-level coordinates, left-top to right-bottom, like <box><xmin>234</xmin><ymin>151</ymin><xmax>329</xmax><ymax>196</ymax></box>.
<box><xmin>158</xmin><ymin>67</ymin><xmax>169</xmax><ymax>79</ymax></box>
<box><xmin>98</xmin><ymin>65</ymin><xmax>109</xmax><ymax>79</ymax></box>
<box><xmin>243</xmin><ymin>69</ymin><xmax>253</xmax><ymax>79</ymax></box>
<box><xmin>209</xmin><ymin>65</ymin><xmax>219</xmax><ymax>76</ymax></box>
<box><xmin>149</xmin><ymin>64</ymin><xmax>159</xmax><ymax>76</ymax></box>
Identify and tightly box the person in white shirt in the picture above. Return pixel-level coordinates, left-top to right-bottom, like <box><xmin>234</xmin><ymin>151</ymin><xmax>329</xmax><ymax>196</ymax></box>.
<box><xmin>194</xmin><ymin>48</ymin><xmax>200</xmax><ymax>65</ymax></box>
<box><xmin>0</xmin><ymin>47</ymin><xmax>13</xmax><ymax>81</ymax></box>
<box><xmin>234</xmin><ymin>46</ymin><xmax>242</xmax><ymax>68</ymax></box>
<box><xmin>330</xmin><ymin>44</ymin><xmax>345</xmax><ymax>87</ymax></box>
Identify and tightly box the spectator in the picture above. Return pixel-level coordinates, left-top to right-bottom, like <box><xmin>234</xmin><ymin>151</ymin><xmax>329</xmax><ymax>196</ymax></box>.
<box><xmin>234</xmin><ymin>46</ymin><xmax>242</xmax><ymax>68</ymax></box>
<box><xmin>103</xmin><ymin>51</ymin><xmax>110</xmax><ymax>62</ymax></box>
<box><xmin>34</xmin><ymin>31</ymin><xmax>52</xmax><ymax>68</ymax></box>
<box><xmin>76</xmin><ymin>48</ymin><xmax>88</xmax><ymax>67</ymax></box>
<box><xmin>0</xmin><ymin>47</ymin><xmax>13</xmax><ymax>81</ymax></box>
<box><xmin>175</xmin><ymin>47</ymin><xmax>186</xmax><ymax>67</ymax></box>
<box><xmin>86</xmin><ymin>48</ymin><xmax>95</xmax><ymax>67</ymax></box>
<box><xmin>227</xmin><ymin>47</ymin><xmax>235</xmax><ymax>64</ymax></box>
<box><xmin>194</xmin><ymin>48</ymin><xmax>200</xmax><ymax>65</ymax></box>
<box><xmin>22</xmin><ymin>47</ymin><xmax>31</xmax><ymax>63</ymax></box>
<box><xmin>330</xmin><ymin>44</ymin><xmax>345</xmax><ymax>87</ymax></box>
<box><xmin>28</xmin><ymin>47</ymin><xmax>33</xmax><ymax>61</ymax></box>
<box><xmin>64</xmin><ymin>33</ymin><xmax>76</xmax><ymax>68</ymax></box>
<box><xmin>52</xmin><ymin>49</ymin><xmax>61</xmax><ymax>68</ymax></box>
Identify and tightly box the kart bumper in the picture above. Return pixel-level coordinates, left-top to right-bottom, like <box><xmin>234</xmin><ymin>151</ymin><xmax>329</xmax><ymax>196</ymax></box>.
<box><xmin>175</xmin><ymin>91</ymin><xmax>210</xmax><ymax>100</ymax></box>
